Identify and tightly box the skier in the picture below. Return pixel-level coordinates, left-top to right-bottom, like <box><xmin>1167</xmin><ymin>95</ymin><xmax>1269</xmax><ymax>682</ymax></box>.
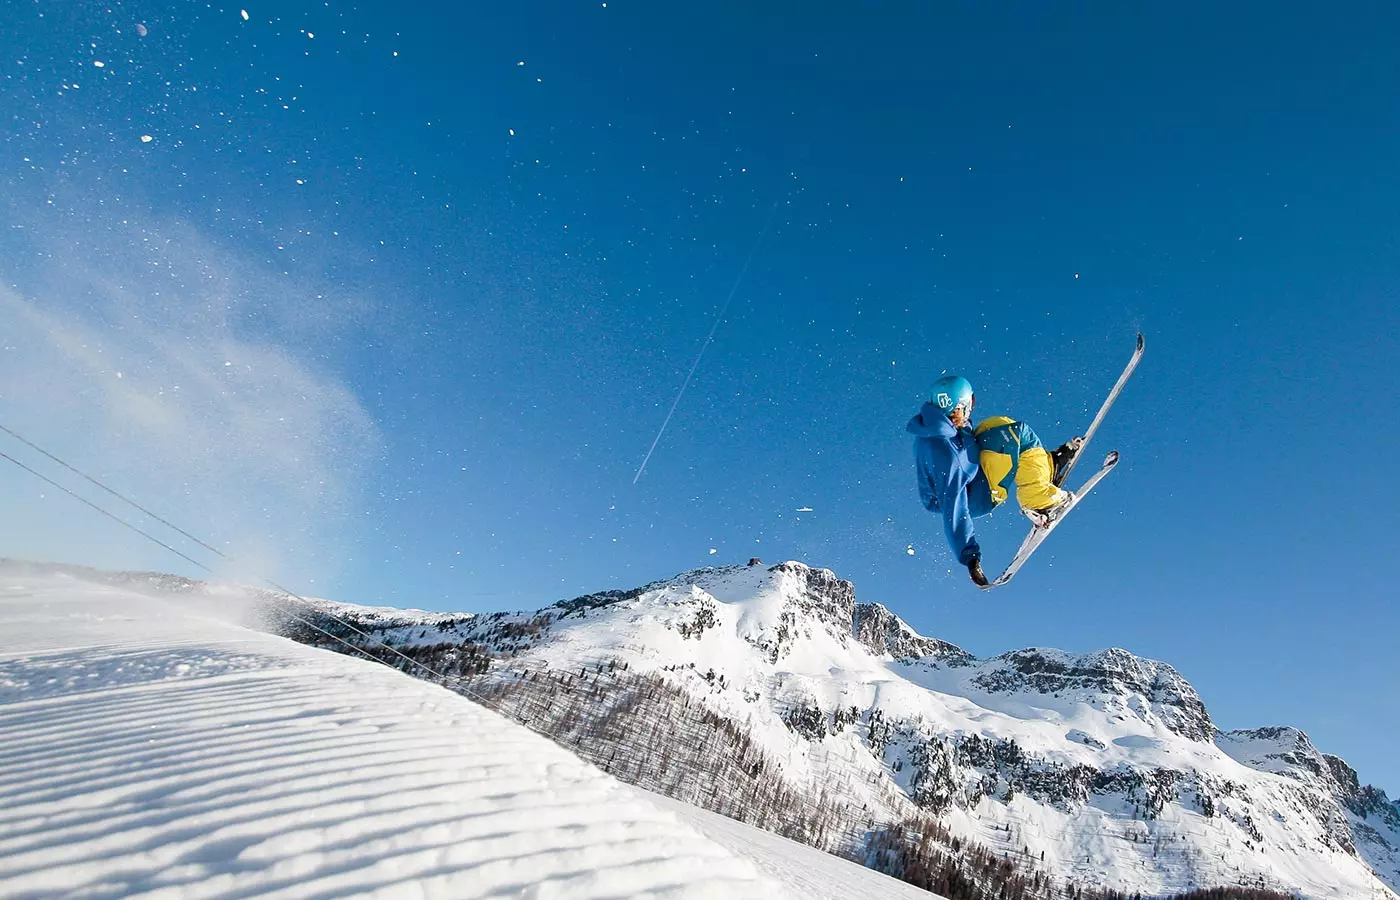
<box><xmin>908</xmin><ymin>375</ymin><xmax>1082</xmax><ymax>586</ymax></box>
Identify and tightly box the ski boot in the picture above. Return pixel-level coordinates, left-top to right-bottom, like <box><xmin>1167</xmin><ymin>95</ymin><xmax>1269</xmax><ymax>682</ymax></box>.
<box><xmin>1024</xmin><ymin>489</ymin><xmax>1075</xmax><ymax>529</ymax></box>
<box><xmin>1051</xmin><ymin>436</ymin><xmax>1085</xmax><ymax>487</ymax></box>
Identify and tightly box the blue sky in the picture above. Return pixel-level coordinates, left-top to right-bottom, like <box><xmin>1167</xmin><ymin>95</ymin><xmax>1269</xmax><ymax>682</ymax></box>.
<box><xmin>2</xmin><ymin>3</ymin><xmax>1397</xmax><ymax>792</ymax></box>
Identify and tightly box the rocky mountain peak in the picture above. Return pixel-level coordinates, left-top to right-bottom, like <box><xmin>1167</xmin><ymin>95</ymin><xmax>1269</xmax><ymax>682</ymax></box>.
<box><xmin>1220</xmin><ymin>728</ymin><xmax>1400</xmax><ymax>833</ymax></box>
<box><xmin>1326</xmin><ymin>752</ymin><xmax>1362</xmax><ymax>795</ymax></box>
<box><xmin>1218</xmin><ymin>726</ymin><xmax>1330</xmax><ymax>781</ymax></box>
<box><xmin>767</xmin><ymin>561</ymin><xmax>856</xmax><ymax>636</ymax></box>
<box><xmin>972</xmin><ymin>646</ymin><xmax>1215</xmax><ymax>741</ymax></box>
<box><xmin>1325</xmin><ymin>755</ymin><xmax>1400</xmax><ymax>826</ymax></box>
<box><xmin>852</xmin><ymin>601</ymin><xmax>973</xmax><ymax>665</ymax></box>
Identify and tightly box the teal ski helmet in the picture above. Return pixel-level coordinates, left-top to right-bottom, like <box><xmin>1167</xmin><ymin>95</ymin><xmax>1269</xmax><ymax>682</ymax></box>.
<box><xmin>930</xmin><ymin>375</ymin><xmax>974</xmax><ymax>417</ymax></box>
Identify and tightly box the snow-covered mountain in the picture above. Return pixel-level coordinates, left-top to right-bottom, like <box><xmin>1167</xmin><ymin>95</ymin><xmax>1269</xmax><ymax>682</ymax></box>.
<box><xmin>274</xmin><ymin>560</ymin><xmax>1400</xmax><ymax>900</ymax></box>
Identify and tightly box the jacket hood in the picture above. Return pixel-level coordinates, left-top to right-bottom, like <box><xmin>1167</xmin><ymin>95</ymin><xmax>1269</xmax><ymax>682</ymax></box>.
<box><xmin>907</xmin><ymin>402</ymin><xmax>958</xmax><ymax>439</ymax></box>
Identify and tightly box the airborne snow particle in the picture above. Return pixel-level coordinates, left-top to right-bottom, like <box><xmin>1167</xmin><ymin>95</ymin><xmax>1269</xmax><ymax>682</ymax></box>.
<box><xmin>508</xmin><ymin>129</ymin><xmax>515</xmax><ymax>136</ymax></box>
<box><xmin>140</xmin><ymin>134</ymin><xmax>153</xmax><ymax>143</ymax></box>
<box><xmin>906</xmin><ymin>545</ymin><xmax>916</xmax><ymax>556</ymax></box>
<box><xmin>135</xmin><ymin>23</ymin><xmax>148</xmax><ymax>36</ymax></box>
<box><xmin>93</xmin><ymin>60</ymin><xmax>105</xmax><ymax>68</ymax></box>
<box><xmin>796</xmin><ymin>507</ymin><xmax>814</xmax><ymax>513</ymax></box>
<box><xmin>517</xmin><ymin>61</ymin><xmax>525</xmax><ymax>66</ymax></box>
<box><xmin>708</xmin><ymin>548</ymin><xmax>717</xmax><ymax>555</ymax></box>
<box><xmin>240</xmin><ymin>9</ymin><xmax>249</xmax><ymax>20</ymax></box>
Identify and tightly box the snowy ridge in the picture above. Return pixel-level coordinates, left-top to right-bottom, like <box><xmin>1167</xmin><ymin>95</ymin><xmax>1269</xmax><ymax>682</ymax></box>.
<box><xmin>967</xmin><ymin>647</ymin><xmax>1214</xmax><ymax>742</ymax></box>
<box><xmin>280</xmin><ymin>560</ymin><xmax>1400</xmax><ymax>899</ymax></box>
<box><xmin>1219</xmin><ymin>726</ymin><xmax>1341</xmax><ymax>781</ymax></box>
<box><xmin>853</xmin><ymin>599</ymin><xmax>973</xmax><ymax>665</ymax></box>
<box><xmin>0</xmin><ymin>563</ymin><xmax>935</xmax><ymax>900</ymax></box>
<box><xmin>1220</xmin><ymin>726</ymin><xmax>1400</xmax><ymax>885</ymax></box>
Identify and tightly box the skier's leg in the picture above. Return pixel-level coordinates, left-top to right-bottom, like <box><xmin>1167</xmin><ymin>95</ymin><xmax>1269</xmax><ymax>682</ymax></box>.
<box><xmin>973</xmin><ymin>417</ymin><xmax>1020</xmax><ymax>507</ymax></box>
<box><xmin>966</xmin><ymin>468</ymin><xmax>996</xmax><ymax>518</ymax></box>
<box><xmin>1010</xmin><ymin>422</ymin><xmax>1068</xmax><ymax>511</ymax></box>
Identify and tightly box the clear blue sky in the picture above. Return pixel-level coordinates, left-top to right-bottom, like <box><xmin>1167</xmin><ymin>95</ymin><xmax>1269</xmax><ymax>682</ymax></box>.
<box><xmin>2</xmin><ymin>3</ymin><xmax>1397</xmax><ymax>793</ymax></box>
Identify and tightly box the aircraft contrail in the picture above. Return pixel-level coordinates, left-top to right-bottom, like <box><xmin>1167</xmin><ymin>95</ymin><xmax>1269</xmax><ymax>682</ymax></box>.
<box><xmin>632</xmin><ymin>196</ymin><xmax>784</xmax><ymax>485</ymax></box>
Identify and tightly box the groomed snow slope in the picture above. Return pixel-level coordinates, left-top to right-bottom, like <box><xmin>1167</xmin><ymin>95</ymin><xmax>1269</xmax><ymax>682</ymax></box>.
<box><xmin>0</xmin><ymin>566</ymin><xmax>935</xmax><ymax>900</ymax></box>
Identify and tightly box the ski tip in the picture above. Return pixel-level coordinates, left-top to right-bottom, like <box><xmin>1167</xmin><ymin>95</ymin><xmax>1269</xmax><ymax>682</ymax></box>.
<box><xmin>1136</xmin><ymin>332</ymin><xmax>1145</xmax><ymax>351</ymax></box>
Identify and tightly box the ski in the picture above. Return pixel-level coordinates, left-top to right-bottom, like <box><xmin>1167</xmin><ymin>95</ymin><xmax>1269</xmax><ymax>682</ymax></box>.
<box><xmin>979</xmin><ymin>333</ymin><xmax>1145</xmax><ymax>590</ymax></box>
<box><xmin>982</xmin><ymin>451</ymin><xmax>1118</xmax><ymax>588</ymax></box>
<box><xmin>1054</xmin><ymin>332</ymin><xmax>1144</xmax><ymax>487</ymax></box>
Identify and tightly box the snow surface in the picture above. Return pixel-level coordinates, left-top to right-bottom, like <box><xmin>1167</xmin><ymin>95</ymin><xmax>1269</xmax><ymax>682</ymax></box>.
<box><xmin>0</xmin><ymin>566</ymin><xmax>938</xmax><ymax>899</ymax></box>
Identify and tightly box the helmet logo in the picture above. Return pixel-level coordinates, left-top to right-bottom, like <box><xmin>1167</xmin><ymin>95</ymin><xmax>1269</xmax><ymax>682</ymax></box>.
<box><xmin>936</xmin><ymin>392</ymin><xmax>953</xmax><ymax>410</ymax></box>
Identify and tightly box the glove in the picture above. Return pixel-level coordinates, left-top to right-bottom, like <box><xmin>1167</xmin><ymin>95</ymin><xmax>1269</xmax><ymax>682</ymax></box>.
<box><xmin>967</xmin><ymin>556</ymin><xmax>989</xmax><ymax>587</ymax></box>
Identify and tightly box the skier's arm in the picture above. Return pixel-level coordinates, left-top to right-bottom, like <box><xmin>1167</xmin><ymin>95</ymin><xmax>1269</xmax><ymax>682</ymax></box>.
<box><xmin>927</xmin><ymin>441</ymin><xmax>981</xmax><ymax>566</ymax></box>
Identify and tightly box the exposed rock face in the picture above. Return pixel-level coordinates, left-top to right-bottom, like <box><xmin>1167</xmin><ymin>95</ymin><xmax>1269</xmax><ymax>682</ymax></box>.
<box><xmin>771</xmin><ymin>561</ymin><xmax>857</xmax><ymax>642</ymax></box>
<box><xmin>853</xmin><ymin>601</ymin><xmax>973</xmax><ymax>665</ymax></box>
<box><xmin>972</xmin><ymin>647</ymin><xmax>1215</xmax><ymax>741</ymax></box>
<box><xmin>555</xmin><ymin>579</ymin><xmax>667</xmax><ymax>616</ymax></box>
<box><xmin>1219</xmin><ymin>726</ymin><xmax>1355</xmax><ymax>794</ymax></box>
<box><xmin>1220</xmin><ymin>726</ymin><xmax>1330</xmax><ymax>778</ymax></box>
<box><xmin>1324</xmin><ymin>753</ymin><xmax>1400</xmax><ymax>827</ymax></box>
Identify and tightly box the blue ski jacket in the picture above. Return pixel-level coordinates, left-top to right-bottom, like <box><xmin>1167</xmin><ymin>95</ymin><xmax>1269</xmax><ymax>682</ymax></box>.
<box><xmin>908</xmin><ymin>402</ymin><xmax>994</xmax><ymax>566</ymax></box>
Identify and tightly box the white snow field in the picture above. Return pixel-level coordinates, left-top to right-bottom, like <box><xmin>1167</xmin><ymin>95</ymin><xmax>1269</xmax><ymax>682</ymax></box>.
<box><xmin>0</xmin><ymin>566</ymin><xmax>936</xmax><ymax>900</ymax></box>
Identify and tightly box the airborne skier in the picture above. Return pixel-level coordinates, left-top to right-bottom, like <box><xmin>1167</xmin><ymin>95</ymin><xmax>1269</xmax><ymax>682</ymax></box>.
<box><xmin>908</xmin><ymin>374</ymin><xmax>1081</xmax><ymax>587</ymax></box>
<box><xmin>911</xmin><ymin>335</ymin><xmax>1144</xmax><ymax>589</ymax></box>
